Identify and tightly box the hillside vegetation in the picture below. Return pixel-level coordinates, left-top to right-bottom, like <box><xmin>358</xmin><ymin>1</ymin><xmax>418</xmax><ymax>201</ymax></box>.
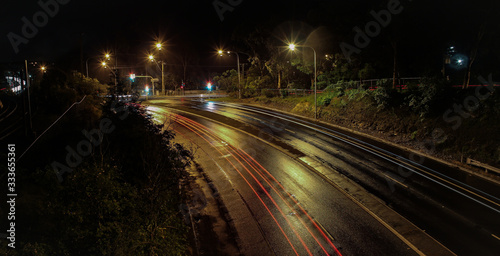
<box><xmin>242</xmin><ymin>78</ymin><xmax>499</xmax><ymax>169</ymax></box>
<box><xmin>0</xmin><ymin>72</ymin><xmax>192</xmax><ymax>255</ymax></box>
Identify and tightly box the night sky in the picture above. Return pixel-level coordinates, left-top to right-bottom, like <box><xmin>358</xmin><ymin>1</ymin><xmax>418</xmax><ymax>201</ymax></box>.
<box><xmin>1</xmin><ymin>0</ymin><xmax>499</xmax><ymax>81</ymax></box>
<box><xmin>1</xmin><ymin>0</ymin><xmax>302</xmax><ymax>61</ymax></box>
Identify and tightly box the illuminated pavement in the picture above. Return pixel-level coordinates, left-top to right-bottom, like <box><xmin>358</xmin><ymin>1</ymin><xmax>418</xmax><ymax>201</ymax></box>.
<box><xmin>145</xmin><ymin>98</ymin><xmax>500</xmax><ymax>255</ymax></box>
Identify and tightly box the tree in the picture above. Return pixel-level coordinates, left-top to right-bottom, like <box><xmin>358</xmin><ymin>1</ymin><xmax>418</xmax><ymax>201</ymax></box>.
<box><xmin>265</xmin><ymin>44</ymin><xmax>293</xmax><ymax>89</ymax></box>
<box><xmin>214</xmin><ymin>69</ymin><xmax>238</xmax><ymax>92</ymax></box>
<box><xmin>463</xmin><ymin>21</ymin><xmax>487</xmax><ymax>89</ymax></box>
<box><xmin>358</xmin><ymin>63</ymin><xmax>376</xmax><ymax>81</ymax></box>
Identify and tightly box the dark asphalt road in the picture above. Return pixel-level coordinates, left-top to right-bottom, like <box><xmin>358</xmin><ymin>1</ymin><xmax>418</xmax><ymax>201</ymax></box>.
<box><xmin>146</xmin><ymin>98</ymin><xmax>500</xmax><ymax>255</ymax></box>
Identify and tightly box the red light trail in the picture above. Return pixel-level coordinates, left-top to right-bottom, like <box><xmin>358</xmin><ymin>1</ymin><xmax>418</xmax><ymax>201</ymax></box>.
<box><xmin>171</xmin><ymin>113</ymin><xmax>343</xmax><ymax>256</ymax></box>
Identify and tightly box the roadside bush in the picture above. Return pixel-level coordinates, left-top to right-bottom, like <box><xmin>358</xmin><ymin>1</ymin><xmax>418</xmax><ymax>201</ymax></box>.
<box><xmin>345</xmin><ymin>88</ymin><xmax>368</xmax><ymax>101</ymax></box>
<box><xmin>262</xmin><ymin>89</ymin><xmax>277</xmax><ymax>98</ymax></box>
<box><xmin>370</xmin><ymin>87</ymin><xmax>391</xmax><ymax>110</ymax></box>
<box><xmin>318</xmin><ymin>90</ymin><xmax>343</xmax><ymax>106</ymax></box>
<box><xmin>404</xmin><ymin>76</ymin><xmax>448</xmax><ymax>117</ymax></box>
<box><xmin>245</xmin><ymin>75</ymin><xmax>272</xmax><ymax>98</ymax></box>
<box><xmin>318</xmin><ymin>94</ymin><xmax>332</xmax><ymax>106</ymax></box>
<box><xmin>6</xmin><ymin>103</ymin><xmax>192</xmax><ymax>256</ymax></box>
<box><xmin>376</xmin><ymin>78</ymin><xmax>392</xmax><ymax>89</ymax></box>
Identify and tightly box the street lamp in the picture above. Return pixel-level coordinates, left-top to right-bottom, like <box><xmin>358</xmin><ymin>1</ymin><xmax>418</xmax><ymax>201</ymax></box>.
<box><xmin>85</xmin><ymin>57</ymin><xmax>98</xmax><ymax>77</ymax></box>
<box><xmin>288</xmin><ymin>43</ymin><xmax>317</xmax><ymax>119</ymax></box>
<box><xmin>86</xmin><ymin>53</ymin><xmax>113</xmax><ymax>78</ymax></box>
<box><xmin>148</xmin><ymin>54</ymin><xmax>165</xmax><ymax>96</ymax></box>
<box><xmin>218</xmin><ymin>49</ymin><xmax>242</xmax><ymax>99</ymax></box>
<box><xmin>154</xmin><ymin>42</ymin><xmax>165</xmax><ymax>95</ymax></box>
<box><xmin>150</xmin><ymin>44</ymin><xmax>166</xmax><ymax>95</ymax></box>
<box><xmin>101</xmin><ymin>61</ymin><xmax>118</xmax><ymax>95</ymax></box>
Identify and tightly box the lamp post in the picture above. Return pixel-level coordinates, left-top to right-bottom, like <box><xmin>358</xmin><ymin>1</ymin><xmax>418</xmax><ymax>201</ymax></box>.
<box><xmin>288</xmin><ymin>44</ymin><xmax>317</xmax><ymax>119</ymax></box>
<box><xmin>101</xmin><ymin>61</ymin><xmax>118</xmax><ymax>95</ymax></box>
<box><xmin>85</xmin><ymin>57</ymin><xmax>99</xmax><ymax>78</ymax></box>
<box><xmin>219</xmin><ymin>50</ymin><xmax>242</xmax><ymax>99</ymax></box>
<box><xmin>155</xmin><ymin>43</ymin><xmax>165</xmax><ymax>95</ymax></box>
<box><xmin>24</xmin><ymin>60</ymin><xmax>33</xmax><ymax>132</ymax></box>
<box><xmin>161</xmin><ymin>61</ymin><xmax>164</xmax><ymax>95</ymax></box>
<box><xmin>85</xmin><ymin>57</ymin><xmax>93</xmax><ymax>77</ymax></box>
<box><xmin>149</xmin><ymin>53</ymin><xmax>165</xmax><ymax>95</ymax></box>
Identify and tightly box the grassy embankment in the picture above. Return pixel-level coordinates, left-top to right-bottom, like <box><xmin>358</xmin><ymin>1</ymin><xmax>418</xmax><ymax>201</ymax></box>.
<box><xmin>214</xmin><ymin>81</ymin><xmax>500</xmax><ymax>170</ymax></box>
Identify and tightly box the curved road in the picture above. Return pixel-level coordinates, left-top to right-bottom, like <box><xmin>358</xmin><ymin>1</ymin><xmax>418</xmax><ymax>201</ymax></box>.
<box><xmin>146</xmin><ymin>98</ymin><xmax>500</xmax><ymax>256</ymax></box>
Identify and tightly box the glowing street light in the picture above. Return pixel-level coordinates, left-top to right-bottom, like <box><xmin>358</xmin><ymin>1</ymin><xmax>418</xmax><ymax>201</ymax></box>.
<box><xmin>156</xmin><ymin>43</ymin><xmax>162</xmax><ymax>50</ymax></box>
<box><xmin>148</xmin><ymin>54</ymin><xmax>155</xmax><ymax>61</ymax></box>
<box><xmin>40</xmin><ymin>66</ymin><xmax>46</xmax><ymax>73</ymax></box>
<box><xmin>218</xmin><ymin>49</ymin><xmax>242</xmax><ymax>99</ymax></box>
<box><xmin>86</xmin><ymin>53</ymin><xmax>111</xmax><ymax>78</ymax></box>
<box><xmin>288</xmin><ymin>43</ymin><xmax>318</xmax><ymax>119</ymax></box>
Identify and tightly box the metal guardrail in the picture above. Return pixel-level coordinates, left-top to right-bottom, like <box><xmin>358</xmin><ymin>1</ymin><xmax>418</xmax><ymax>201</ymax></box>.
<box><xmin>466</xmin><ymin>158</ymin><xmax>500</xmax><ymax>175</ymax></box>
<box><xmin>260</xmin><ymin>89</ymin><xmax>324</xmax><ymax>97</ymax></box>
<box><xmin>260</xmin><ymin>77</ymin><xmax>499</xmax><ymax>96</ymax></box>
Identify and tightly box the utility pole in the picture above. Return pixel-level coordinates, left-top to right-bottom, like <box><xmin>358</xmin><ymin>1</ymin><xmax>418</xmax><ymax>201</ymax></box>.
<box><xmin>161</xmin><ymin>61</ymin><xmax>165</xmax><ymax>95</ymax></box>
<box><xmin>236</xmin><ymin>53</ymin><xmax>241</xmax><ymax>99</ymax></box>
<box><xmin>24</xmin><ymin>60</ymin><xmax>32</xmax><ymax>132</ymax></box>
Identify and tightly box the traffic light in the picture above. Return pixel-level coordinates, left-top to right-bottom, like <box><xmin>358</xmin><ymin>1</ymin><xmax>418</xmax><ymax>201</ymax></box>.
<box><xmin>207</xmin><ymin>82</ymin><xmax>212</xmax><ymax>90</ymax></box>
<box><xmin>181</xmin><ymin>82</ymin><xmax>185</xmax><ymax>89</ymax></box>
